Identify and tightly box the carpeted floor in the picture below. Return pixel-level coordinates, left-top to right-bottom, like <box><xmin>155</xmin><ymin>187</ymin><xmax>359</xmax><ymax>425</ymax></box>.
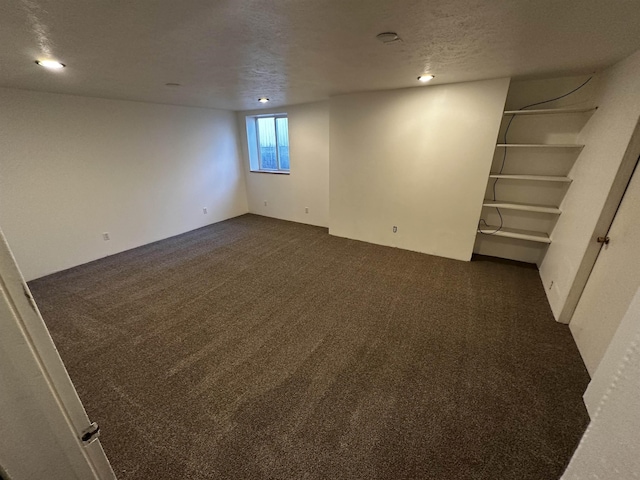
<box><xmin>29</xmin><ymin>214</ymin><xmax>590</xmax><ymax>480</ymax></box>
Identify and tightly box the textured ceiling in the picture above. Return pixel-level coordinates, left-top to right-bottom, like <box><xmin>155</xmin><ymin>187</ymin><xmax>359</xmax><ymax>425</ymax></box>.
<box><xmin>1</xmin><ymin>0</ymin><xmax>640</xmax><ymax>111</ymax></box>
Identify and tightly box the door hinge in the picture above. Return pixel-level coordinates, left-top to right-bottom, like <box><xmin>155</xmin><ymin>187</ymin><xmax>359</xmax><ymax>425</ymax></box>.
<box><xmin>22</xmin><ymin>284</ymin><xmax>37</xmax><ymax>312</ymax></box>
<box><xmin>597</xmin><ymin>236</ymin><xmax>610</xmax><ymax>245</ymax></box>
<box><xmin>81</xmin><ymin>422</ymin><xmax>100</xmax><ymax>445</ymax></box>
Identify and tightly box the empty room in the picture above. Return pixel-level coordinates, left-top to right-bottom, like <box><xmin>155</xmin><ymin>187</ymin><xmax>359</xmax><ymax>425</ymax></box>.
<box><xmin>1</xmin><ymin>1</ymin><xmax>640</xmax><ymax>479</ymax></box>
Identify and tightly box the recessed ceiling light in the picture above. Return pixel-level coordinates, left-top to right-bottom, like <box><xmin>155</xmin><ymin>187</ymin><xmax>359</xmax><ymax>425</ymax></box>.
<box><xmin>36</xmin><ymin>60</ymin><xmax>65</xmax><ymax>70</ymax></box>
<box><xmin>258</xmin><ymin>97</ymin><xmax>269</xmax><ymax>103</ymax></box>
<box><xmin>418</xmin><ymin>74</ymin><xmax>435</xmax><ymax>83</ymax></box>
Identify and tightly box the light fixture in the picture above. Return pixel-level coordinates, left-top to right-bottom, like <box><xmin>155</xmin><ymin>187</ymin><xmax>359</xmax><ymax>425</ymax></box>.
<box><xmin>418</xmin><ymin>74</ymin><xmax>435</xmax><ymax>83</ymax></box>
<box><xmin>165</xmin><ymin>83</ymin><xmax>181</xmax><ymax>87</ymax></box>
<box><xmin>36</xmin><ymin>60</ymin><xmax>65</xmax><ymax>70</ymax></box>
<box><xmin>258</xmin><ymin>97</ymin><xmax>269</xmax><ymax>103</ymax></box>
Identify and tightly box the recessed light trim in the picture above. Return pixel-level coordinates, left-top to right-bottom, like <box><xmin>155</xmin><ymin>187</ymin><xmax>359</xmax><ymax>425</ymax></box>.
<box><xmin>418</xmin><ymin>74</ymin><xmax>435</xmax><ymax>83</ymax></box>
<box><xmin>36</xmin><ymin>60</ymin><xmax>65</xmax><ymax>70</ymax></box>
<box><xmin>258</xmin><ymin>97</ymin><xmax>270</xmax><ymax>103</ymax></box>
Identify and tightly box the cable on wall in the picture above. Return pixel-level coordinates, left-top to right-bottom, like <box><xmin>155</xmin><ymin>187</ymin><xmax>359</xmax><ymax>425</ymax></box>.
<box><xmin>478</xmin><ymin>76</ymin><xmax>594</xmax><ymax>236</ymax></box>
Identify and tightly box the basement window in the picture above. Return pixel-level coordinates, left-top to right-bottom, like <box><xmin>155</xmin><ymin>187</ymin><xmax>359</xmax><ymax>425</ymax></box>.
<box><xmin>246</xmin><ymin>114</ymin><xmax>290</xmax><ymax>173</ymax></box>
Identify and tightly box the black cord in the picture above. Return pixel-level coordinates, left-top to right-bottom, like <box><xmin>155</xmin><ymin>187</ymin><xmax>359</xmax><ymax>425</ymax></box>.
<box><xmin>478</xmin><ymin>76</ymin><xmax>593</xmax><ymax>236</ymax></box>
<box><xmin>478</xmin><ymin>209</ymin><xmax>503</xmax><ymax>235</ymax></box>
<box><xmin>515</xmin><ymin>77</ymin><xmax>593</xmax><ymax>112</ymax></box>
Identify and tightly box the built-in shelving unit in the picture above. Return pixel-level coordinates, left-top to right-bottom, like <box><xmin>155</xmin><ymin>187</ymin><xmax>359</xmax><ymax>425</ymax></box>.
<box><xmin>503</xmin><ymin>107</ymin><xmax>597</xmax><ymax>116</ymax></box>
<box><xmin>477</xmin><ymin>226</ymin><xmax>551</xmax><ymax>244</ymax></box>
<box><xmin>476</xmin><ymin>102</ymin><xmax>597</xmax><ymax>261</ymax></box>
<box><xmin>496</xmin><ymin>143</ymin><xmax>584</xmax><ymax>148</ymax></box>
<box><xmin>482</xmin><ymin>200</ymin><xmax>561</xmax><ymax>215</ymax></box>
<box><xmin>488</xmin><ymin>174</ymin><xmax>572</xmax><ymax>183</ymax></box>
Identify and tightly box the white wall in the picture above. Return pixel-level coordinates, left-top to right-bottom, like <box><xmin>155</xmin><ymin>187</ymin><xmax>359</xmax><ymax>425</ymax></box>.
<box><xmin>539</xmin><ymin>50</ymin><xmax>640</xmax><ymax>322</ymax></box>
<box><xmin>237</xmin><ymin>101</ymin><xmax>329</xmax><ymax>227</ymax></box>
<box><xmin>329</xmin><ymin>78</ymin><xmax>510</xmax><ymax>261</ymax></box>
<box><xmin>561</xmin><ymin>289</ymin><xmax>640</xmax><ymax>480</ymax></box>
<box><xmin>583</xmin><ymin>276</ymin><xmax>640</xmax><ymax>416</ymax></box>
<box><xmin>0</xmin><ymin>88</ymin><xmax>248</xmax><ymax>280</ymax></box>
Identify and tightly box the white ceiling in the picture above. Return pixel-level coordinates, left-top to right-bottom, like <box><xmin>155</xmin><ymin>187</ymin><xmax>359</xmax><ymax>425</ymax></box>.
<box><xmin>2</xmin><ymin>0</ymin><xmax>639</xmax><ymax>111</ymax></box>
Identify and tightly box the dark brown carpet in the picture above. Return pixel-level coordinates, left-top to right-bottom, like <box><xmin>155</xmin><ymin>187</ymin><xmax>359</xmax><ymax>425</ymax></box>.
<box><xmin>29</xmin><ymin>214</ymin><xmax>590</xmax><ymax>480</ymax></box>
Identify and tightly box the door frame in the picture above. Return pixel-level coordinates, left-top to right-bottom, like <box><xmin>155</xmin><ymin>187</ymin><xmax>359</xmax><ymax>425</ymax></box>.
<box><xmin>0</xmin><ymin>229</ymin><xmax>115</xmax><ymax>479</ymax></box>
<box><xmin>560</xmin><ymin>116</ymin><xmax>640</xmax><ymax>324</ymax></box>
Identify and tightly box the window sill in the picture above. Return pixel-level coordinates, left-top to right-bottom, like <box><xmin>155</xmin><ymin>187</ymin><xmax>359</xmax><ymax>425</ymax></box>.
<box><xmin>250</xmin><ymin>170</ymin><xmax>290</xmax><ymax>175</ymax></box>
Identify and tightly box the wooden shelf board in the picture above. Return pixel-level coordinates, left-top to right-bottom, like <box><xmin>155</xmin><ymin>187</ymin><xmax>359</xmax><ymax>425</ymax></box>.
<box><xmin>488</xmin><ymin>174</ymin><xmax>572</xmax><ymax>183</ymax></box>
<box><xmin>496</xmin><ymin>143</ymin><xmax>584</xmax><ymax>148</ymax></box>
<box><xmin>482</xmin><ymin>200</ymin><xmax>561</xmax><ymax>215</ymax></box>
<box><xmin>477</xmin><ymin>226</ymin><xmax>552</xmax><ymax>244</ymax></box>
<box><xmin>503</xmin><ymin>107</ymin><xmax>597</xmax><ymax>116</ymax></box>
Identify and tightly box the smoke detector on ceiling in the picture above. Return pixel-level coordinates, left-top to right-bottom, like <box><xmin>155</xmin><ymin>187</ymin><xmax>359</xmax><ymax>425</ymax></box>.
<box><xmin>376</xmin><ymin>32</ymin><xmax>401</xmax><ymax>44</ymax></box>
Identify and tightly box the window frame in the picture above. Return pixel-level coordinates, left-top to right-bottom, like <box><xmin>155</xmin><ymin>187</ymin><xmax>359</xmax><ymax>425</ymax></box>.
<box><xmin>247</xmin><ymin>113</ymin><xmax>290</xmax><ymax>174</ymax></box>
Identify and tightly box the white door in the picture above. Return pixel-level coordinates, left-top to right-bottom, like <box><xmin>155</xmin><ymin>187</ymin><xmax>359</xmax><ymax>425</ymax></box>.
<box><xmin>570</xmin><ymin>158</ymin><xmax>640</xmax><ymax>376</ymax></box>
<box><xmin>0</xmin><ymin>229</ymin><xmax>115</xmax><ymax>480</ymax></box>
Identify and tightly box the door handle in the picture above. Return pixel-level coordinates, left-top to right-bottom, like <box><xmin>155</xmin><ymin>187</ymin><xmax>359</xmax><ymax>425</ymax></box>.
<box><xmin>597</xmin><ymin>236</ymin><xmax>610</xmax><ymax>245</ymax></box>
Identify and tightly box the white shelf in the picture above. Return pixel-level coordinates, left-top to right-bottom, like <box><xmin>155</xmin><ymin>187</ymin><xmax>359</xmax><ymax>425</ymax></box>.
<box><xmin>496</xmin><ymin>143</ymin><xmax>584</xmax><ymax>148</ymax></box>
<box><xmin>482</xmin><ymin>200</ymin><xmax>561</xmax><ymax>215</ymax></box>
<box><xmin>489</xmin><ymin>174</ymin><xmax>572</xmax><ymax>183</ymax></box>
<box><xmin>477</xmin><ymin>226</ymin><xmax>551</xmax><ymax>244</ymax></box>
<box><xmin>503</xmin><ymin>107</ymin><xmax>597</xmax><ymax>116</ymax></box>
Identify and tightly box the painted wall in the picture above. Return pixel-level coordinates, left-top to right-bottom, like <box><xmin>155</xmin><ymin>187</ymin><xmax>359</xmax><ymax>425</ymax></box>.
<box><xmin>237</xmin><ymin>101</ymin><xmax>330</xmax><ymax>227</ymax></box>
<box><xmin>561</xmin><ymin>288</ymin><xmax>640</xmax><ymax>480</ymax></box>
<box><xmin>0</xmin><ymin>88</ymin><xmax>248</xmax><ymax>281</ymax></box>
<box><xmin>539</xmin><ymin>50</ymin><xmax>640</xmax><ymax>322</ymax></box>
<box><xmin>474</xmin><ymin>75</ymin><xmax>598</xmax><ymax>265</ymax></box>
<box><xmin>583</xmin><ymin>275</ymin><xmax>640</xmax><ymax>416</ymax></box>
<box><xmin>329</xmin><ymin>78</ymin><xmax>510</xmax><ymax>261</ymax></box>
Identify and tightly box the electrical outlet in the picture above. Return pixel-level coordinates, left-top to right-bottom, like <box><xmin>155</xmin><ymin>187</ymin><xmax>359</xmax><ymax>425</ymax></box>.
<box><xmin>393</xmin><ymin>226</ymin><xmax>398</xmax><ymax>233</ymax></box>
<box><xmin>102</xmin><ymin>232</ymin><xmax>110</xmax><ymax>241</ymax></box>
<box><xmin>264</xmin><ymin>201</ymin><xmax>268</xmax><ymax>207</ymax></box>
<box><xmin>305</xmin><ymin>207</ymin><xmax>309</xmax><ymax>214</ymax></box>
<box><xmin>203</xmin><ymin>207</ymin><xmax>208</xmax><ymax>214</ymax></box>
